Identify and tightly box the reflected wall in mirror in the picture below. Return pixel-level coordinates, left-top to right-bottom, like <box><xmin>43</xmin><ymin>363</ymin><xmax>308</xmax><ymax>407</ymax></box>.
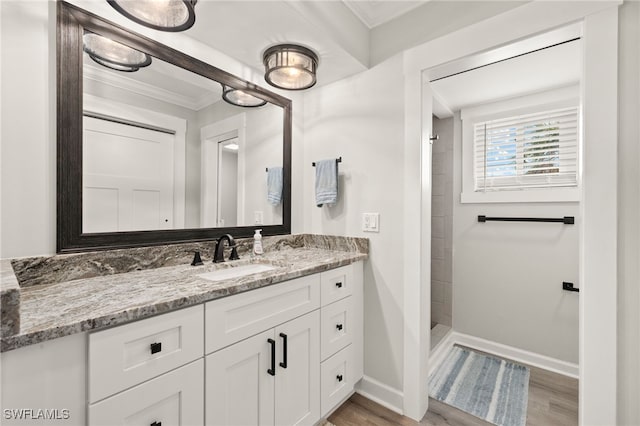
<box><xmin>58</xmin><ymin>2</ymin><xmax>291</xmax><ymax>252</ymax></box>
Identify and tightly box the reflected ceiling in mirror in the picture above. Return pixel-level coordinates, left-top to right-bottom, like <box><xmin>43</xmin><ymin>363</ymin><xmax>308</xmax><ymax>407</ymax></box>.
<box><xmin>58</xmin><ymin>1</ymin><xmax>291</xmax><ymax>252</ymax></box>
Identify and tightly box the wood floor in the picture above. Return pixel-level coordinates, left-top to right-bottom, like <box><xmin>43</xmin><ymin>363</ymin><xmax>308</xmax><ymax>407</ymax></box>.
<box><xmin>328</xmin><ymin>351</ymin><xmax>578</xmax><ymax>426</ymax></box>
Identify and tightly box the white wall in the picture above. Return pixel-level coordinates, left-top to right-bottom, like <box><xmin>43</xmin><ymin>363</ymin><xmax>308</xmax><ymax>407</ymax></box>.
<box><xmin>303</xmin><ymin>55</ymin><xmax>406</xmax><ymax>393</ymax></box>
<box><xmin>242</xmin><ymin>105</ymin><xmax>284</xmax><ymax>227</ymax></box>
<box><xmin>0</xmin><ymin>0</ymin><xmax>55</xmax><ymax>258</ymax></box>
<box><xmin>451</xmin><ymin>109</ymin><xmax>579</xmax><ymax>363</ymax></box>
<box><xmin>617</xmin><ymin>1</ymin><xmax>640</xmax><ymax>424</ymax></box>
<box><xmin>219</xmin><ymin>148</ymin><xmax>238</xmax><ymax>227</ymax></box>
<box><xmin>0</xmin><ymin>0</ymin><xmax>303</xmax><ymax>258</ymax></box>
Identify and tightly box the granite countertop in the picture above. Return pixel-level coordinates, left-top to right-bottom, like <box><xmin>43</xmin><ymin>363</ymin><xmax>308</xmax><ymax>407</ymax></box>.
<box><xmin>0</xmin><ymin>235</ymin><xmax>367</xmax><ymax>352</ymax></box>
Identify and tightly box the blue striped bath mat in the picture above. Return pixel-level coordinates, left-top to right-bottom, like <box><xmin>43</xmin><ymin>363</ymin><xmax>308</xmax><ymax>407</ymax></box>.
<box><xmin>429</xmin><ymin>346</ymin><xmax>529</xmax><ymax>426</ymax></box>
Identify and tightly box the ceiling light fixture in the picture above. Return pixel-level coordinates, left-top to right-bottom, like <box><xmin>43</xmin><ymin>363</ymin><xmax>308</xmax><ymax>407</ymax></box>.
<box><xmin>263</xmin><ymin>44</ymin><xmax>318</xmax><ymax>90</ymax></box>
<box><xmin>83</xmin><ymin>33</ymin><xmax>151</xmax><ymax>72</ymax></box>
<box><xmin>222</xmin><ymin>85</ymin><xmax>267</xmax><ymax>108</ymax></box>
<box><xmin>107</xmin><ymin>0</ymin><xmax>197</xmax><ymax>32</ymax></box>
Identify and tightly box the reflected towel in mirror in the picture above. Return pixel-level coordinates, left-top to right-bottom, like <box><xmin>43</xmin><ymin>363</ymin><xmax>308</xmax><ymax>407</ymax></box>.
<box><xmin>267</xmin><ymin>166</ymin><xmax>283</xmax><ymax>206</ymax></box>
<box><xmin>315</xmin><ymin>159</ymin><xmax>338</xmax><ymax>207</ymax></box>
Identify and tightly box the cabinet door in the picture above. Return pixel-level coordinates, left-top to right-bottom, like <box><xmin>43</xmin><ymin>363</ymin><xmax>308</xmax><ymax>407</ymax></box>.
<box><xmin>206</xmin><ymin>329</ymin><xmax>275</xmax><ymax>426</ymax></box>
<box><xmin>88</xmin><ymin>359</ymin><xmax>203</xmax><ymax>426</ymax></box>
<box><xmin>274</xmin><ymin>311</ymin><xmax>320</xmax><ymax>426</ymax></box>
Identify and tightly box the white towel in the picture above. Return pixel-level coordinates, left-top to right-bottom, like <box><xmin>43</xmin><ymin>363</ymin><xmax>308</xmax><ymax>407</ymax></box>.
<box><xmin>315</xmin><ymin>159</ymin><xmax>338</xmax><ymax>207</ymax></box>
<box><xmin>267</xmin><ymin>167</ymin><xmax>283</xmax><ymax>206</ymax></box>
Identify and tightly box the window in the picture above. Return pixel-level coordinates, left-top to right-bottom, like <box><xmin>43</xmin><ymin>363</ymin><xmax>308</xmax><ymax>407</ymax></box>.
<box><xmin>473</xmin><ymin>106</ymin><xmax>579</xmax><ymax>192</ymax></box>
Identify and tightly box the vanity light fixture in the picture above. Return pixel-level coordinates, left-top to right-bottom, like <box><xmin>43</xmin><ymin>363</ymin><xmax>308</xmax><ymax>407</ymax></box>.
<box><xmin>263</xmin><ymin>44</ymin><xmax>318</xmax><ymax>90</ymax></box>
<box><xmin>107</xmin><ymin>0</ymin><xmax>197</xmax><ymax>32</ymax></box>
<box><xmin>83</xmin><ymin>32</ymin><xmax>151</xmax><ymax>72</ymax></box>
<box><xmin>222</xmin><ymin>85</ymin><xmax>267</xmax><ymax>108</ymax></box>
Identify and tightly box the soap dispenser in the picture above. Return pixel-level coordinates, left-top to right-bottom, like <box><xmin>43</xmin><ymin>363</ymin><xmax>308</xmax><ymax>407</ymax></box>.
<box><xmin>253</xmin><ymin>229</ymin><xmax>264</xmax><ymax>256</ymax></box>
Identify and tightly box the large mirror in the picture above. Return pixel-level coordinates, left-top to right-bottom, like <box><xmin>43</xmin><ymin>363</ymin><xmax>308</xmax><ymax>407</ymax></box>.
<box><xmin>57</xmin><ymin>2</ymin><xmax>292</xmax><ymax>252</ymax></box>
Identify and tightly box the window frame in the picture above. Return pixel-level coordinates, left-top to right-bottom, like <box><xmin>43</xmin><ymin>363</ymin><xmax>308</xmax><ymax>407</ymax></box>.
<box><xmin>460</xmin><ymin>85</ymin><xmax>581</xmax><ymax>204</ymax></box>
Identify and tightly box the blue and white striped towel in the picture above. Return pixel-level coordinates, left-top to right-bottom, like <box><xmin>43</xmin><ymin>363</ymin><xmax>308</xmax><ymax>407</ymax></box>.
<box><xmin>315</xmin><ymin>159</ymin><xmax>338</xmax><ymax>207</ymax></box>
<box><xmin>267</xmin><ymin>166</ymin><xmax>283</xmax><ymax>206</ymax></box>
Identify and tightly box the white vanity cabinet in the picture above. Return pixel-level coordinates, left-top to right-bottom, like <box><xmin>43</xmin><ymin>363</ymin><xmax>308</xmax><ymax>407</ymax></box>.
<box><xmin>0</xmin><ymin>260</ymin><xmax>363</xmax><ymax>426</ymax></box>
<box><xmin>319</xmin><ymin>264</ymin><xmax>363</xmax><ymax>416</ymax></box>
<box><xmin>87</xmin><ymin>305</ymin><xmax>205</xmax><ymax>426</ymax></box>
<box><xmin>205</xmin><ymin>311</ymin><xmax>320</xmax><ymax>426</ymax></box>
<box><xmin>88</xmin><ymin>359</ymin><xmax>204</xmax><ymax>426</ymax></box>
<box><xmin>204</xmin><ymin>262</ymin><xmax>363</xmax><ymax>425</ymax></box>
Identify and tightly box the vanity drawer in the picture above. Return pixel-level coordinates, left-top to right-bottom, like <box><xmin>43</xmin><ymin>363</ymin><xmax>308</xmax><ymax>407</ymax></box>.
<box><xmin>88</xmin><ymin>305</ymin><xmax>204</xmax><ymax>403</ymax></box>
<box><xmin>321</xmin><ymin>265</ymin><xmax>353</xmax><ymax>306</ymax></box>
<box><xmin>321</xmin><ymin>345</ymin><xmax>354</xmax><ymax>416</ymax></box>
<box><xmin>205</xmin><ymin>274</ymin><xmax>320</xmax><ymax>354</ymax></box>
<box><xmin>88</xmin><ymin>359</ymin><xmax>204</xmax><ymax>426</ymax></box>
<box><xmin>321</xmin><ymin>296</ymin><xmax>353</xmax><ymax>361</ymax></box>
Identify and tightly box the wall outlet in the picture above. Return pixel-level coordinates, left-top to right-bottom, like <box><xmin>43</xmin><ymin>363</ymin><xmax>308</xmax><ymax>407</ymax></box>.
<box><xmin>362</xmin><ymin>213</ymin><xmax>380</xmax><ymax>233</ymax></box>
<box><xmin>254</xmin><ymin>211</ymin><xmax>263</xmax><ymax>225</ymax></box>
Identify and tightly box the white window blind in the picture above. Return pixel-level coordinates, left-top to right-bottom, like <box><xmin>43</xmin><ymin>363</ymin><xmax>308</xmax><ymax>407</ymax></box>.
<box><xmin>473</xmin><ymin>106</ymin><xmax>579</xmax><ymax>192</ymax></box>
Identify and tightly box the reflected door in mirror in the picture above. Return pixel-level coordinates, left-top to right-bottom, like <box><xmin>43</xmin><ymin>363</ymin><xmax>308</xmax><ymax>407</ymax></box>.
<box><xmin>82</xmin><ymin>116</ymin><xmax>175</xmax><ymax>232</ymax></box>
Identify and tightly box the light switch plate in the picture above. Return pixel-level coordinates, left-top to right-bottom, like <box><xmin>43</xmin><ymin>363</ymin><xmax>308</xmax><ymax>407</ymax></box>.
<box><xmin>254</xmin><ymin>211</ymin><xmax>263</xmax><ymax>225</ymax></box>
<box><xmin>362</xmin><ymin>213</ymin><xmax>380</xmax><ymax>232</ymax></box>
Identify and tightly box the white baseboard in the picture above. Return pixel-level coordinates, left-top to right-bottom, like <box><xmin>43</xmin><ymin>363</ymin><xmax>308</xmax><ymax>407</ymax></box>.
<box><xmin>445</xmin><ymin>331</ymin><xmax>579</xmax><ymax>378</ymax></box>
<box><xmin>428</xmin><ymin>329</ymin><xmax>457</xmax><ymax>376</ymax></box>
<box><xmin>355</xmin><ymin>375</ymin><xmax>404</xmax><ymax>415</ymax></box>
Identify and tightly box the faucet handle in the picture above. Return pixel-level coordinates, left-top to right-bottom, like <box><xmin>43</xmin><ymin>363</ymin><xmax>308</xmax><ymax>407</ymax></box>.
<box><xmin>191</xmin><ymin>251</ymin><xmax>204</xmax><ymax>266</ymax></box>
<box><xmin>229</xmin><ymin>247</ymin><xmax>240</xmax><ymax>261</ymax></box>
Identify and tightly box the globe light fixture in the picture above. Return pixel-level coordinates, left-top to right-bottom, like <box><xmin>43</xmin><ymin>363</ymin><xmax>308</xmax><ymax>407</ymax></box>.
<box><xmin>108</xmin><ymin>0</ymin><xmax>197</xmax><ymax>32</ymax></box>
<box><xmin>83</xmin><ymin>32</ymin><xmax>151</xmax><ymax>72</ymax></box>
<box><xmin>222</xmin><ymin>85</ymin><xmax>267</xmax><ymax>108</ymax></box>
<box><xmin>263</xmin><ymin>44</ymin><xmax>318</xmax><ymax>90</ymax></box>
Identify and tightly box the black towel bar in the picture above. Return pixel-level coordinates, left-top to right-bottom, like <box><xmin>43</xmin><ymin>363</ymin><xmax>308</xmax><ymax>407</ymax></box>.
<box><xmin>312</xmin><ymin>157</ymin><xmax>342</xmax><ymax>167</ymax></box>
<box><xmin>478</xmin><ymin>215</ymin><xmax>575</xmax><ymax>225</ymax></box>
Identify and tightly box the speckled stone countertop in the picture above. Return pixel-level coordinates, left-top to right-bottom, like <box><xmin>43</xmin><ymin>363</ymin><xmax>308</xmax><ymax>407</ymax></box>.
<box><xmin>0</xmin><ymin>234</ymin><xmax>367</xmax><ymax>352</ymax></box>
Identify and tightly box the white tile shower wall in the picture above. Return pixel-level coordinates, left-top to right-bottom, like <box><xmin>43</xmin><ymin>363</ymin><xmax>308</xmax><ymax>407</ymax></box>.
<box><xmin>431</xmin><ymin>117</ymin><xmax>453</xmax><ymax>327</ymax></box>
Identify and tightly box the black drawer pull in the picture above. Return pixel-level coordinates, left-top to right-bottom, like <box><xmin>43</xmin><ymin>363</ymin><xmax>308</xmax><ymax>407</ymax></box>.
<box><xmin>279</xmin><ymin>333</ymin><xmax>288</xmax><ymax>369</ymax></box>
<box><xmin>335</xmin><ymin>282</ymin><xmax>343</xmax><ymax>288</ymax></box>
<box><xmin>267</xmin><ymin>338</ymin><xmax>276</xmax><ymax>376</ymax></box>
<box><xmin>336</xmin><ymin>324</ymin><xmax>343</xmax><ymax>331</ymax></box>
<box><xmin>151</xmin><ymin>422</ymin><xmax>161</xmax><ymax>426</ymax></box>
<box><xmin>336</xmin><ymin>374</ymin><xmax>343</xmax><ymax>382</ymax></box>
<box><xmin>150</xmin><ymin>342</ymin><xmax>162</xmax><ymax>354</ymax></box>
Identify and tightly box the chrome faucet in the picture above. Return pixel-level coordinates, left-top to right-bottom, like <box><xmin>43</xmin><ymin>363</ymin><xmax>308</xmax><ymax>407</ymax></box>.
<box><xmin>213</xmin><ymin>234</ymin><xmax>240</xmax><ymax>263</ymax></box>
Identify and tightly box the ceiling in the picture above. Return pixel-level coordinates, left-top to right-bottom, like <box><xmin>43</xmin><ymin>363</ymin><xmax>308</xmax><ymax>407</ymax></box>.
<box><xmin>431</xmin><ymin>40</ymin><xmax>582</xmax><ymax>118</ymax></box>
<box><xmin>70</xmin><ymin>0</ymin><xmax>441</xmax><ymax>90</ymax></box>
<box><xmin>83</xmin><ymin>54</ymin><xmax>222</xmax><ymax>111</ymax></box>
<box><xmin>342</xmin><ymin>1</ymin><xmax>429</xmax><ymax>28</ymax></box>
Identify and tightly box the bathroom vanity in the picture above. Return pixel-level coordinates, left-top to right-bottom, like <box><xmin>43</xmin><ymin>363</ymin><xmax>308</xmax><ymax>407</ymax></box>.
<box><xmin>0</xmin><ymin>235</ymin><xmax>367</xmax><ymax>426</ymax></box>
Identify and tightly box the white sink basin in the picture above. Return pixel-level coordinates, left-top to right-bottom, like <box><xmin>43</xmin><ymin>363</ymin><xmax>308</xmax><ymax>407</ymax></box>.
<box><xmin>197</xmin><ymin>264</ymin><xmax>276</xmax><ymax>282</ymax></box>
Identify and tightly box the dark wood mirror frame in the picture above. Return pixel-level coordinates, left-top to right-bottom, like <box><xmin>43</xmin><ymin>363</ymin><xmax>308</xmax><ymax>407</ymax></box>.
<box><xmin>57</xmin><ymin>1</ymin><xmax>292</xmax><ymax>253</ymax></box>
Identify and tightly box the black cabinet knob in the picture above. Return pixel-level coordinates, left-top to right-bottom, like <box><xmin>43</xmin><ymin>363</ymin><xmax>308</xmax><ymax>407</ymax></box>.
<box><xmin>335</xmin><ymin>282</ymin><xmax>343</xmax><ymax>288</ymax></box>
<box><xmin>336</xmin><ymin>324</ymin><xmax>343</xmax><ymax>331</ymax></box>
<box><xmin>336</xmin><ymin>374</ymin><xmax>343</xmax><ymax>382</ymax></box>
<box><xmin>151</xmin><ymin>422</ymin><xmax>162</xmax><ymax>426</ymax></box>
<box><xmin>150</xmin><ymin>342</ymin><xmax>162</xmax><ymax>354</ymax></box>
